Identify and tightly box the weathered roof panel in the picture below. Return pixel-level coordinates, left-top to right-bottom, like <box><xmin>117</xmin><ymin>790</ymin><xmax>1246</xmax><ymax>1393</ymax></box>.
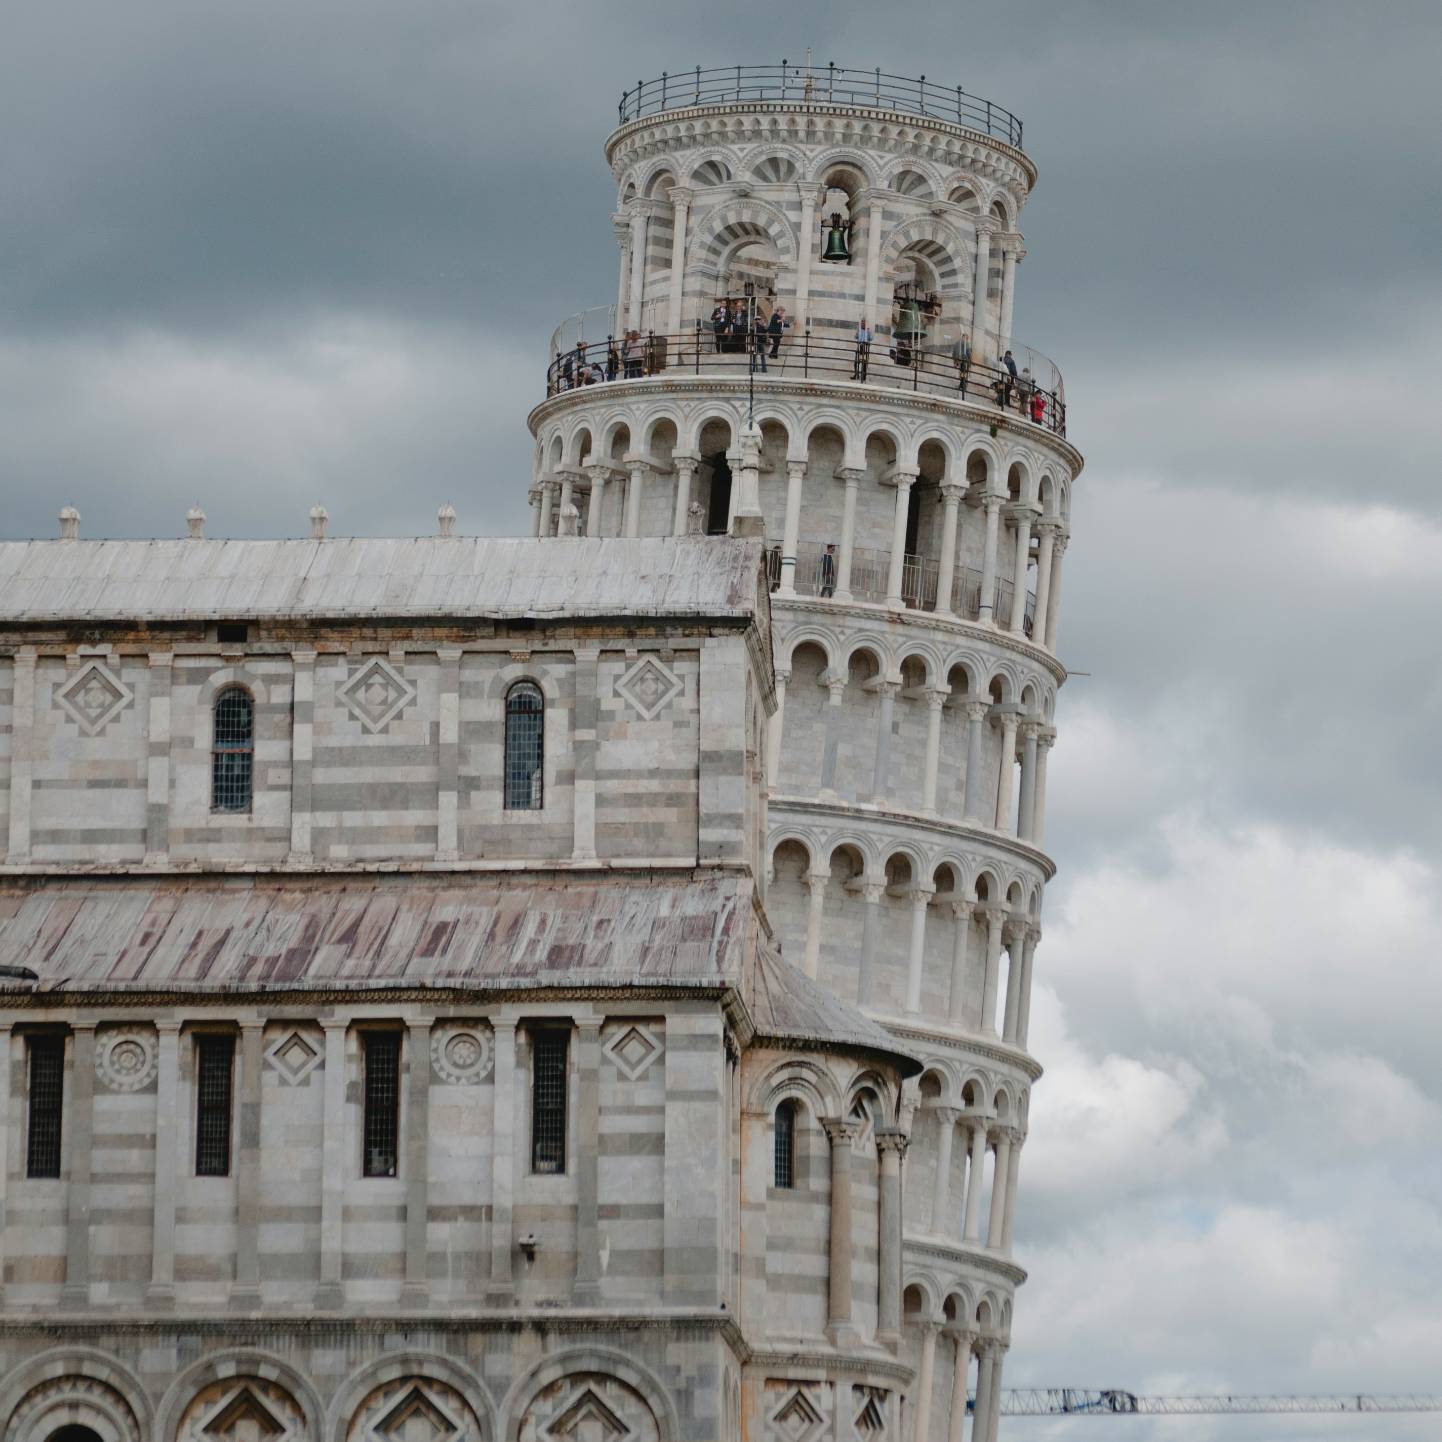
<box><xmin>0</xmin><ymin>536</ymin><xmax>764</xmax><ymax>624</ymax></box>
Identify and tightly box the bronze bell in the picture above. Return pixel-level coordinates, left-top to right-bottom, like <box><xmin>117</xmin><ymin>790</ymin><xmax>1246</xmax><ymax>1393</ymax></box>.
<box><xmin>820</xmin><ymin>212</ymin><xmax>850</xmax><ymax>262</ymax></box>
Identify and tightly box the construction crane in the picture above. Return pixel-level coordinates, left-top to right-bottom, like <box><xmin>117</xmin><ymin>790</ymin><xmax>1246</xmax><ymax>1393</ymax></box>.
<box><xmin>998</xmin><ymin>1389</ymin><xmax>1442</xmax><ymax>1417</ymax></box>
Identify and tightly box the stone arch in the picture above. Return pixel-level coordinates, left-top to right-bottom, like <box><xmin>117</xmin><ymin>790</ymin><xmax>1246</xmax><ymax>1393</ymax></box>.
<box><xmin>637</xmin><ymin>405</ymin><xmax>684</xmax><ymax>457</ymax></box>
<box><xmin>768</xmin><ymin>832</ymin><xmax>815</xmax><ymax>880</ymax></box>
<box><xmin>195</xmin><ymin>666</ymin><xmax>270</xmax><ymax>712</ymax></box>
<box><xmin>327</xmin><ymin>1354</ymin><xmax>497</xmax><ymax>1442</ymax></box>
<box><xmin>682</xmin><ymin>148</ymin><xmax>735</xmax><ymax>186</ymax></box>
<box><xmin>747</xmin><ymin>1054</ymin><xmax>844</xmax><ymax>1119</ymax></box>
<box><xmin>959</xmin><ymin>1070</ymin><xmax>992</xmax><ymax>1112</ymax></box>
<box><xmin>939</xmin><ymin>651</ymin><xmax>985</xmax><ymax>696</ymax></box>
<box><xmin>683</xmin><ymin>408</ymin><xmax>739</xmax><ymax>454</ymax></box>
<box><xmin>840</xmin><ymin>635</ymin><xmax>888</xmax><ymax>683</ymax></box>
<box><xmin>562</xmin><ymin>421</ymin><xmax>596</xmax><ymax>468</ymax></box>
<box><xmin>960</xmin><ymin>437</ymin><xmax>1003</xmax><ymax>491</ymax></box>
<box><xmin>972</xmin><ymin>866</ymin><xmax>1003</xmax><ymax>908</ymax></box>
<box><xmin>902</xmin><ymin>1276</ymin><xmax>943</xmax><ymax>1323</ymax></box>
<box><xmin>640</xmin><ymin>163</ymin><xmax>680</xmax><ymax>199</ymax></box>
<box><xmin>984</xmin><ymin>664</ymin><xmax>1019</xmax><ymax>705</ymax></box>
<box><xmin>880</xmin><ymin>216</ymin><xmax>970</xmax><ymax>291</ymax></box>
<box><xmin>910</xmin><ymin>426</ymin><xmax>962</xmax><ymax>478</ymax></box>
<box><xmin>942</xmin><ymin>1283</ymin><xmax>978</xmax><ymax>1326</ymax></box>
<box><xmin>0</xmin><ymin>1352</ymin><xmax>149</xmax><ymax>1442</ymax></box>
<box><xmin>895</xmin><ymin>642</ymin><xmax>943</xmax><ymax>690</ymax></box>
<box><xmin>932</xmin><ymin>853</ymin><xmax>974</xmax><ymax>897</ymax></box>
<box><xmin>742</xmin><ymin>144</ymin><xmax>804</xmax><ymax>183</ymax></box>
<box><xmin>688</xmin><ymin>197</ymin><xmax>797</xmax><ymax>271</ymax></box>
<box><xmin>600</xmin><ymin>417</ymin><xmax>632</xmax><ymax>460</ymax></box>
<box><xmin>818</xmin><ymin>831</ymin><xmax>878</xmax><ymax>882</ymax></box>
<box><xmin>156</xmin><ymin>1351</ymin><xmax>323</xmax><ymax>1442</ymax></box>
<box><xmin>501</xmin><ymin>1349</ymin><xmax>676</xmax><ymax>1442</ymax></box>
<box><xmin>807</xmin><ymin>146</ymin><xmax>878</xmax><ymax>187</ymax></box>
<box><xmin>778</xmin><ymin>626</ymin><xmax>838</xmax><ymax>673</ymax></box>
<box><xmin>843</xmin><ymin>1066</ymin><xmax>898</xmax><ymax>1127</ymax></box>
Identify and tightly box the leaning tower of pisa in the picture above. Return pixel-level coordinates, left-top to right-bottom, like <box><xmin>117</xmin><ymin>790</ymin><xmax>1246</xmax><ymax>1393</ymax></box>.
<box><xmin>528</xmin><ymin>63</ymin><xmax>1081</xmax><ymax>1440</ymax></box>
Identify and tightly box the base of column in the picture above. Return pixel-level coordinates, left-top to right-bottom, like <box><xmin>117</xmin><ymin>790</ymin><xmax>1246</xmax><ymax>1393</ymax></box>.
<box><xmin>825</xmin><ymin>1321</ymin><xmax>861</xmax><ymax>1350</ymax></box>
<box><xmin>399</xmin><ymin>1282</ymin><xmax>430</xmax><ymax>1310</ymax></box>
<box><xmin>572</xmin><ymin>1281</ymin><xmax>602</xmax><ymax>1306</ymax></box>
<box><xmin>145</xmin><ymin>1282</ymin><xmax>176</xmax><ymax>1312</ymax></box>
<box><xmin>227</xmin><ymin>1283</ymin><xmax>261</xmax><ymax>1312</ymax></box>
<box><xmin>59</xmin><ymin>1283</ymin><xmax>89</xmax><ymax>1311</ymax></box>
<box><xmin>315</xmin><ymin>1279</ymin><xmax>345</xmax><ymax>1310</ymax></box>
<box><xmin>875</xmin><ymin>1327</ymin><xmax>900</xmax><ymax>1352</ymax></box>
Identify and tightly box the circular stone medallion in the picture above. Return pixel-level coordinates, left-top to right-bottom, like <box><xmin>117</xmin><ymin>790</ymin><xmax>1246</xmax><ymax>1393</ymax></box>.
<box><xmin>431</xmin><ymin>1024</ymin><xmax>493</xmax><ymax>1084</ymax></box>
<box><xmin>96</xmin><ymin>1027</ymin><xmax>159</xmax><ymax>1092</ymax></box>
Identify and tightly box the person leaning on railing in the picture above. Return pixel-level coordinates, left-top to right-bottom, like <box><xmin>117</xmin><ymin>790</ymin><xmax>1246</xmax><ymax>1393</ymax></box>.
<box><xmin>768</xmin><ymin>306</ymin><xmax>787</xmax><ymax>360</ymax></box>
<box><xmin>952</xmin><ymin>331</ymin><xmax>972</xmax><ymax>394</ymax></box>
<box><xmin>852</xmin><ymin>318</ymin><xmax>872</xmax><ymax>380</ymax></box>
<box><xmin>711</xmin><ymin>302</ymin><xmax>729</xmax><ymax>353</ymax></box>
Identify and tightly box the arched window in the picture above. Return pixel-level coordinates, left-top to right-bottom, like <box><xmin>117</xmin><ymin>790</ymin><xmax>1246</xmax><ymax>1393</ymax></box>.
<box><xmin>212</xmin><ymin>687</ymin><xmax>254</xmax><ymax>813</ymax></box>
<box><xmin>504</xmin><ymin>681</ymin><xmax>544</xmax><ymax>810</ymax></box>
<box><xmin>773</xmin><ymin>1100</ymin><xmax>797</xmax><ymax>1189</ymax></box>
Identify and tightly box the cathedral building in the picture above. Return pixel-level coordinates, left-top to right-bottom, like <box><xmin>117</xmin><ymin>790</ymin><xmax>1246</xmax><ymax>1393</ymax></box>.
<box><xmin>0</xmin><ymin>62</ymin><xmax>1079</xmax><ymax>1442</ymax></box>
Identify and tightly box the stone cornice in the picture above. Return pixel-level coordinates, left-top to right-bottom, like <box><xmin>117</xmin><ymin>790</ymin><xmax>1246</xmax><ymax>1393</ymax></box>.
<box><xmin>603</xmin><ymin>100</ymin><xmax>1037</xmax><ymax>188</ymax></box>
<box><xmin>903</xmin><ymin>1236</ymin><xmax>1028</xmax><ymax>1287</ymax></box>
<box><xmin>881</xmin><ymin>1018</ymin><xmax>1043</xmax><ymax>1082</ymax></box>
<box><xmin>745</xmin><ymin>1346</ymin><xmax>915</xmax><ymax>1384</ymax></box>
<box><xmin>0</xmin><ymin>857</ymin><xmax>759</xmax><ymax>881</ymax></box>
<box><xmin>767</xmin><ymin>794</ymin><xmax>1057</xmax><ymax>881</ymax></box>
<box><xmin>526</xmin><ymin>375</ymin><xmax>1084</xmax><ymax>479</ymax></box>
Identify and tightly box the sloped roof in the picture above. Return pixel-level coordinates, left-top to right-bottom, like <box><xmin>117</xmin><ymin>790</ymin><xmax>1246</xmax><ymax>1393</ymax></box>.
<box><xmin>747</xmin><ymin>944</ymin><xmax>922</xmax><ymax>1076</ymax></box>
<box><xmin>0</xmin><ymin>536</ymin><xmax>765</xmax><ymax>624</ymax></box>
<box><xmin>0</xmin><ymin>873</ymin><xmax>751</xmax><ymax>994</ymax></box>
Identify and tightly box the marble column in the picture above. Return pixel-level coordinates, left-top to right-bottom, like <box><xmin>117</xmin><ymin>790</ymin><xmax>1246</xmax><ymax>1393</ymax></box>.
<box><xmin>624</xmin><ymin>459</ymin><xmax>648</xmax><ymax>537</ymax></box>
<box><xmin>778</xmin><ymin>460</ymin><xmax>807</xmax><ymax>596</ymax></box>
<box><xmin>795</xmin><ymin>184</ymin><xmax>822</xmax><ymax>325</ymax></box>
<box><xmin>912</xmin><ymin>1321</ymin><xmax>940</xmax><ymax>1442</ymax></box>
<box><xmin>905</xmin><ymin>886</ymin><xmax>935</xmax><ymax>1014</ymax></box>
<box><xmin>818</xmin><ymin>676</ymin><xmax>847</xmax><ymax>798</ymax></box>
<box><xmin>1008</xmin><ymin>509</ymin><xmax>1034</xmax><ymax>635</ymax></box>
<box><xmin>766</xmin><ymin>668</ymin><xmax>789</xmax><ymax>783</ymax></box>
<box><xmin>885</xmin><ymin>469</ymin><xmax>918</xmax><ymax>609</ymax></box>
<box><xmin>948</xmin><ymin>903</ymin><xmax>973</xmax><ymax>1025</ymax></box>
<box><xmin>823</xmin><ymin>1118</ymin><xmax>860</xmax><ymax>1336</ymax></box>
<box><xmin>970</xmin><ymin>229</ymin><xmax>992</xmax><ymax>360</ymax></box>
<box><xmin>1044</xmin><ymin>535</ymin><xmax>1067</xmax><ymax>650</ymax></box>
<box><xmin>1017</xmin><ymin>927</ymin><xmax>1040</xmax><ymax>1050</ymax></box>
<box><xmin>5</xmin><ymin>648</ymin><xmax>35</xmax><ymax>860</ymax></box>
<box><xmin>671</xmin><ymin>452</ymin><xmax>699</xmax><ymax>535</ymax></box>
<box><xmin>935</xmin><ymin>482</ymin><xmax>964</xmax><ymax>617</ymax></box>
<box><xmin>961</xmin><ymin>702</ymin><xmax>989</xmax><ymax>822</ymax></box>
<box><xmin>802</xmin><ymin>867</ymin><xmax>830</xmax><ymax>980</ymax></box>
<box><xmin>585</xmin><ymin>463</ymin><xmax>611</xmax><ymax>537</ymax></box>
<box><xmin>1033</xmin><ymin>731</ymin><xmax>1055</xmax><ymax>848</ymax></box>
<box><xmin>856</xmin><ymin>882</ymin><xmax>885</xmax><ymax>1007</ymax></box>
<box><xmin>626</xmin><ymin>207</ymin><xmax>648</xmax><ymax>331</ymax></box>
<box><xmin>1031</xmin><ymin>523</ymin><xmax>1057</xmax><ymax>647</ymax></box>
<box><xmin>1000</xmin><ymin>1133</ymin><xmax>1023</xmax><ymax>1253</ymax></box>
<box><xmin>947</xmin><ymin>1332</ymin><xmax>977</xmax><ymax>1442</ymax></box>
<box><xmin>613</xmin><ymin>214</ymin><xmax>631</xmax><ymax>319</ymax></box>
<box><xmin>929</xmin><ymin>1107</ymin><xmax>959</xmax><ymax>1237</ymax></box>
<box><xmin>834</xmin><ymin>467</ymin><xmax>864</xmax><ymax>602</ymax></box>
<box><xmin>317</xmin><ymin>1020</ymin><xmax>347</xmax><ymax>1308</ymax></box>
<box><xmin>962</xmin><ymin>1124</ymin><xmax>987</xmax><ymax>1242</ymax></box>
<box><xmin>664</xmin><ymin>187</ymin><xmax>692</xmax><ymax>338</ymax></box>
<box><xmin>0</xmin><ymin>1027</ymin><xmax>9</xmax><ymax>1305</ymax></box>
<box><xmin>1017</xmin><ymin>722</ymin><xmax>1040</xmax><ymax>843</ymax></box>
<box><xmin>876</xmin><ymin>1129</ymin><xmax>907</xmax><ymax>1346</ymax></box>
<box><xmin>977</xmin><ymin>496</ymin><xmax>1002</xmax><ymax>623</ymax></box>
<box><xmin>986</xmin><ymin>1344</ymin><xmax>1008</xmax><ymax>1442</ymax></box>
<box><xmin>993</xmin><ymin>712</ymin><xmax>1020</xmax><ymax>832</ymax></box>
<box><xmin>870</xmin><ymin>680</ymin><xmax>899</xmax><ymax>803</ymax></box>
<box><xmin>980</xmin><ymin>910</ymin><xmax>1005</xmax><ymax>1035</ymax></box>
<box><xmin>986</xmin><ymin>1131</ymin><xmax>1012</xmax><ymax>1249</ymax></box>
<box><xmin>922</xmin><ymin>689</ymin><xmax>947</xmax><ymax>815</ymax></box>
<box><xmin>537</xmin><ymin>478</ymin><xmax>557</xmax><ymax>537</ymax></box>
<box><xmin>487</xmin><ymin>1019</ymin><xmax>518</xmax><ymax>1300</ymax></box>
<box><xmin>1002</xmin><ymin>924</ymin><xmax>1028</xmax><ymax>1044</ymax></box>
<box><xmin>999</xmin><ymin>245</ymin><xmax>1019</xmax><ymax>348</ymax></box>
<box><xmin>862</xmin><ymin>191</ymin><xmax>887</xmax><ymax>325</ymax></box>
<box><xmin>972</xmin><ymin>1342</ymin><xmax>998</xmax><ymax>1442</ymax></box>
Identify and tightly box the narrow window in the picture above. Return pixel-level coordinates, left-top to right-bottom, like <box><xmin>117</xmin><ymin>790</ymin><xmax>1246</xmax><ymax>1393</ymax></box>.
<box><xmin>26</xmin><ymin>1035</ymin><xmax>64</xmax><ymax>1178</ymax></box>
<box><xmin>195</xmin><ymin>1034</ymin><xmax>235</xmax><ymax>1176</ymax></box>
<box><xmin>212</xmin><ymin>687</ymin><xmax>254</xmax><ymax>813</ymax></box>
<box><xmin>774</xmin><ymin>1100</ymin><xmax>797</xmax><ymax>1189</ymax></box>
<box><xmin>362</xmin><ymin>1032</ymin><xmax>401</xmax><ymax>1177</ymax></box>
<box><xmin>531</xmin><ymin>1029</ymin><xmax>569</xmax><ymax>1174</ymax></box>
<box><xmin>504</xmin><ymin>681</ymin><xmax>544</xmax><ymax>810</ymax></box>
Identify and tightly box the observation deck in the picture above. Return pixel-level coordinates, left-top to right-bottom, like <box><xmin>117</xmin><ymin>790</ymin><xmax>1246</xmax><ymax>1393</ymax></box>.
<box><xmin>544</xmin><ymin>318</ymin><xmax>1067</xmax><ymax>439</ymax></box>
<box><xmin>616</xmin><ymin>62</ymin><xmax>1026</xmax><ymax>150</ymax></box>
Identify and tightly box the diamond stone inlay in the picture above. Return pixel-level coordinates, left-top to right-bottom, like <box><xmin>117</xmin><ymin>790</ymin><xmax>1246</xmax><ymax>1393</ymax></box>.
<box><xmin>56</xmin><ymin>660</ymin><xmax>134</xmax><ymax>736</ymax></box>
<box><xmin>768</xmin><ymin>1389</ymin><xmax>825</xmax><ymax>1442</ymax></box>
<box><xmin>543</xmin><ymin>1387</ymin><xmax>632</xmax><ymax>1441</ymax></box>
<box><xmin>265</xmin><ymin>1029</ymin><xmax>323</xmax><ymax>1085</ymax></box>
<box><xmin>338</xmin><ymin>657</ymin><xmax>417</xmax><ymax>733</ymax></box>
<box><xmin>602</xmin><ymin>1023</ymin><xmax>663</xmax><ymax>1081</ymax></box>
<box><xmin>615</xmin><ymin>654</ymin><xmax>682</xmax><ymax>720</ymax></box>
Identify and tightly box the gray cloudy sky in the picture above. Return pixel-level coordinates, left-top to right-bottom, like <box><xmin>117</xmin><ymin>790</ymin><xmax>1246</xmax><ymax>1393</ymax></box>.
<box><xmin>3</xmin><ymin>1</ymin><xmax>1439</xmax><ymax>1434</ymax></box>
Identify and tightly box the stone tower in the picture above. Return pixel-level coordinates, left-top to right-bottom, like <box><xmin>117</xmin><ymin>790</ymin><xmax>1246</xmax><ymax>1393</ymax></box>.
<box><xmin>529</xmin><ymin>63</ymin><xmax>1081</xmax><ymax>1440</ymax></box>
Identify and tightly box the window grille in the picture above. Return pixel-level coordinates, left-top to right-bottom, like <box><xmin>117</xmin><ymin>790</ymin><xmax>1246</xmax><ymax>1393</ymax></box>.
<box><xmin>504</xmin><ymin>681</ymin><xmax>544</xmax><ymax>810</ymax></box>
<box><xmin>362</xmin><ymin>1031</ymin><xmax>401</xmax><ymax>1177</ymax></box>
<box><xmin>26</xmin><ymin>1035</ymin><xmax>64</xmax><ymax>1178</ymax></box>
<box><xmin>212</xmin><ymin>687</ymin><xmax>254</xmax><ymax>813</ymax></box>
<box><xmin>195</xmin><ymin>1034</ymin><xmax>235</xmax><ymax>1177</ymax></box>
<box><xmin>774</xmin><ymin>1100</ymin><xmax>796</xmax><ymax>1189</ymax></box>
<box><xmin>531</xmin><ymin>1029</ymin><xmax>569</xmax><ymax>1174</ymax></box>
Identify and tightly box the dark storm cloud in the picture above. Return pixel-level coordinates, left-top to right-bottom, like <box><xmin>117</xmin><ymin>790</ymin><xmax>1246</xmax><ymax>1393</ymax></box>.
<box><xmin>3</xmin><ymin>4</ymin><xmax>1440</xmax><ymax>1432</ymax></box>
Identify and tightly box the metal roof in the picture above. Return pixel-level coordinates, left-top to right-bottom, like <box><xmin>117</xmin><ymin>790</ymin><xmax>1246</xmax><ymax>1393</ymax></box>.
<box><xmin>0</xmin><ymin>536</ymin><xmax>765</xmax><ymax>624</ymax></box>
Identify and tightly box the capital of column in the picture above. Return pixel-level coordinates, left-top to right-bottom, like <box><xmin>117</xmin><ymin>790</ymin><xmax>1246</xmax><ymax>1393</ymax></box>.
<box><xmin>984</xmin><ymin>907</ymin><xmax>1007</xmax><ymax>930</ymax></box>
<box><xmin>786</xmin><ymin>459</ymin><xmax>807</xmax><ymax>480</ymax></box>
<box><xmin>859</xmin><ymin>882</ymin><xmax>886</xmax><ymax>906</ymax></box>
<box><xmin>1002</xmin><ymin>919</ymin><xmax>1028</xmax><ymax>947</ymax></box>
<box><xmin>837</xmin><ymin>466</ymin><xmax>867</xmax><ymax>488</ymax></box>
<box><xmin>1018</xmin><ymin>719</ymin><xmax>1042</xmax><ymax>741</ymax></box>
<box><xmin>804</xmin><ymin>868</ymin><xmax>831</xmax><ymax>894</ymax></box>
<box><xmin>930</xmin><ymin>1105</ymin><xmax>962</xmax><ymax>1128</ymax></box>
<box><xmin>982</xmin><ymin>493</ymin><xmax>1003</xmax><ymax>515</ymax></box>
<box><xmin>826</xmin><ymin>677</ymin><xmax>847</xmax><ymax>704</ymax></box>
<box><xmin>908</xmin><ymin>885</ymin><xmax>936</xmax><ymax>907</ymax></box>
<box><xmin>822</xmin><ymin>1117</ymin><xmax>863</xmax><ymax>1147</ymax></box>
<box><xmin>885</xmin><ymin>465</ymin><xmax>920</xmax><ymax>492</ymax></box>
<box><xmin>874</xmin><ymin>679</ymin><xmax>901</xmax><ymax>700</ymax></box>
<box><xmin>666</xmin><ymin>184</ymin><xmax>696</xmax><ymax>207</ymax></box>
<box><xmin>926</xmin><ymin>688</ymin><xmax>949</xmax><ymax>712</ymax></box>
<box><xmin>1038</xmin><ymin>727</ymin><xmax>1058</xmax><ymax>751</ymax></box>
<box><xmin>964</xmin><ymin>700</ymin><xmax>990</xmax><ymax>723</ymax></box>
<box><xmin>611</xmin><ymin>214</ymin><xmax>630</xmax><ymax>247</ymax></box>
<box><xmin>875</xmin><ymin>1127</ymin><xmax>909</xmax><ymax>1161</ymax></box>
<box><xmin>950</xmin><ymin>900</ymin><xmax>974</xmax><ymax>924</ymax></box>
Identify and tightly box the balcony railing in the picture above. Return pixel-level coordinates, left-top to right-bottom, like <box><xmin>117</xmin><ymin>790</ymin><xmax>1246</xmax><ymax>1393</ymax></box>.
<box><xmin>766</xmin><ymin>543</ymin><xmax>1037</xmax><ymax>632</ymax></box>
<box><xmin>617</xmin><ymin>62</ymin><xmax>1024</xmax><ymax>148</ymax></box>
<box><xmin>545</xmin><ymin>326</ymin><xmax>1067</xmax><ymax>438</ymax></box>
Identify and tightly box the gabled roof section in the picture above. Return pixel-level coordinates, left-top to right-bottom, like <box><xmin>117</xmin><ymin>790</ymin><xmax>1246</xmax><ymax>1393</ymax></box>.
<box><xmin>0</xmin><ymin>535</ymin><xmax>766</xmax><ymax>625</ymax></box>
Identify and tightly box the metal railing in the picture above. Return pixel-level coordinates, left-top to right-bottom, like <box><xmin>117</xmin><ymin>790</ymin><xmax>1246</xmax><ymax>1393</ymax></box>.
<box><xmin>617</xmin><ymin>62</ymin><xmax>1024</xmax><ymax>148</ymax></box>
<box><xmin>546</xmin><ymin>325</ymin><xmax>1067</xmax><ymax>437</ymax></box>
<box><xmin>766</xmin><ymin>543</ymin><xmax>1037</xmax><ymax>632</ymax></box>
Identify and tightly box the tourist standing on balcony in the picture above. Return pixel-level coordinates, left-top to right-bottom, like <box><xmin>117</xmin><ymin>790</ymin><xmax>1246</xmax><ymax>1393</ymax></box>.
<box><xmin>1017</xmin><ymin>364</ymin><xmax>1035</xmax><ymax>417</ymax></box>
<box><xmin>606</xmin><ymin>339</ymin><xmax>620</xmax><ymax>381</ymax></box>
<box><xmin>730</xmin><ymin>307</ymin><xmax>749</xmax><ymax>355</ymax></box>
<box><xmin>852</xmin><ymin>318</ymin><xmax>872</xmax><ymax>380</ymax></box>
<box><xmin>1029</xmin><ymin>390</ymin><xmax>1046</xmax><ymax>424</ymax></box>
<box><xmin>711</xmin><ymin>302</ymin><xmax>729</xmax><ymax>353</ymax></box>
<box><xmin>1002</xmin><ymin>348</ymin><xmax>1018</xmax><ymax>408</ymax></box>
<box><xmin>820</xmin><ymin>543</ymin><xmax>838</xmax><ymax>597</ymax></box>
<box><xmin>952</xmin><ymin>331</ymin><xmax>972</xmax><ymax>394</ymax></box>
<box><xmin>768</xmin><ymin>306</ymin><xmax>787</xmax><ymax>359</ymax></box>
